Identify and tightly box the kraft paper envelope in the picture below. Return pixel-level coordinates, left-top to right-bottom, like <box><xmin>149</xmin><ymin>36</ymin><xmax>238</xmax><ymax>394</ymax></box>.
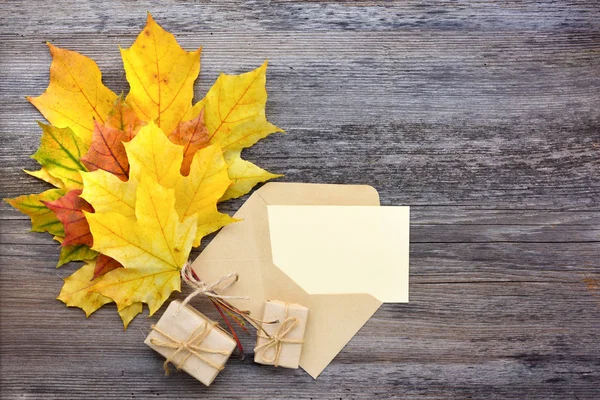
<box><xmin>191</xmin><ymin>182</ymin><xmax>410</xmax><ymax>378</ymax></box>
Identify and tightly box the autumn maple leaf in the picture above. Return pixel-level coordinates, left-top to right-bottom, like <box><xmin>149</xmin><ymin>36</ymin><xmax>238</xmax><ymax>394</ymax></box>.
<box><xmin>189</xmin><ymin>62</ymin><xmax>284</xmax><ymax>200</ymax></box>
<box><xmin>71</xmin><ymin>122</ymin><xmax>234</xmax><ymax>324</ymax></box>
<box><xmin>60</xmin><ymin>174</ymin><xmax>198</xmax><ymax>324</ymax></box>
<box><xmin>32</xmin><ymin>123</ymin><xmax>89</xmax><ymax>191</ymax></box>
<box><xmin>81</xmin><ymin>122</ymin><xmax>132</xmax><ymax>181</ymax></box>
<box><xmin>121</xmin><ymin>14</ymin><xmax>200</xmax><ymax>135</ymax></box>
<box><xmin>27</xmin><ymin>44</ymin><xmax>117</xmax><ymax>147</ymax></box>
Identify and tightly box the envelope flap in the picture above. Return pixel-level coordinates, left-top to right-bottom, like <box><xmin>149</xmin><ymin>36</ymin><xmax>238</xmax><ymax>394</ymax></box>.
<box><xmin>195</xmin><ymin>191</ymin><xmax>267</xmax><ymax>261</ymax></box>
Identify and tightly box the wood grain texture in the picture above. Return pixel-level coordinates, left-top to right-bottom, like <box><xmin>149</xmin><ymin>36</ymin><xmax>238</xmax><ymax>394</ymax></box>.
<box><xmin>1</xmin><ymin>1</ymin><xmax>599</xmax><ymax>399</ymax></box>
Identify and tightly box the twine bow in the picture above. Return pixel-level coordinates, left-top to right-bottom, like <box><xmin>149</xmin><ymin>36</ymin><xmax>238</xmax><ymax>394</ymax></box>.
<box><xmin>177</xmin><ymin>262</ymin><xmax>249</xmax><ymax>314</ymax></box>
<box><xmin>254</xmin><ymin>304</ymin><xmax>304</xmax><ymax>367</ymax></box>
<box><xmin>150</xmin><ymin>322</ymin><xmax>229</xmax><ymax>374</ymax></box>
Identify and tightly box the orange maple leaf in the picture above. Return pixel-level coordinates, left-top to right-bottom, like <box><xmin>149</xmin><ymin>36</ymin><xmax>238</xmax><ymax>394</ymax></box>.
<box><xmin>81</xmin><ymin>121</ymin><xmax>132</xmax><ymax>181</ymax></box>
<box><xmin>81</xmin><ymin>99</ymin><xmax>146</xmax><ymax>181</ymax></box>
<box><xmin>168</xmin><ymin>109</ymin><xmax>210</xmax><ymax>176</ymax></box>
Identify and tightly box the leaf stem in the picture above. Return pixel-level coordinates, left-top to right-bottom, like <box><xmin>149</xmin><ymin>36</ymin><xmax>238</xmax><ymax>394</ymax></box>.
<box><xmin>210</xmin><ymin>297</ymin><xmax>244</xmax><ymax>359</ymax></box>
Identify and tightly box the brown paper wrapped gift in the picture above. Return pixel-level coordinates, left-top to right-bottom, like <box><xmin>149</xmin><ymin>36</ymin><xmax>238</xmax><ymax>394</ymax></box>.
<box><xmin>254</xmin><ymin>300</ymin><xmax>309</xmax><ymax>368</ymax></box>
<box><xmin>145</xmin><ymin>300</ymin><xmax>237</xmax><ymax>386</ymax></box>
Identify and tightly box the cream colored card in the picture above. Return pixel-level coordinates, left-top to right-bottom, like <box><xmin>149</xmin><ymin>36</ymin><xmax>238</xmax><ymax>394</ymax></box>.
<box><xmin>268</xmin><ymin>205</ymin><xmax>409</xmax><ymax>302</ymax></box>
<box><xmin>191</xmin><ymin>182</ymin><xmax>409</xmax><ymax>379</ymax></box>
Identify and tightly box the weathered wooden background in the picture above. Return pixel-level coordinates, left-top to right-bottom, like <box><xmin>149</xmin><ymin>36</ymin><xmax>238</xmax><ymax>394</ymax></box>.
<box><xmin>1</xmin><ymin>1</ymin><xmax>599</xmax><ymax>399</ymax></box>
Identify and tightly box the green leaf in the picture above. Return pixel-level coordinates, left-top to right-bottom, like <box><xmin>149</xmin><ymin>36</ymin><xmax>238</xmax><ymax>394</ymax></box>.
<box><xmin>32</xmin><ymin>123</ymin><xmax>89</xmax><ymax>191</ymax></box>
<box><xmin>57</xmin><ymin>243</ymin><xmax>98</xmax><ymax>267</ymax></box>
<box><xmin>4</xmin><ymin>189</ymin><xmax>65</xmax><ymax>236</ymax></box>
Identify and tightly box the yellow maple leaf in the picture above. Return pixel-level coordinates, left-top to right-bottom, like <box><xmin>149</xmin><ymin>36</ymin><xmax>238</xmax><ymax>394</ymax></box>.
<box><xmin>86</xmin><ymin>175</ymin><xmax>197</xmax><ymax>272</ymax></box>
<box><xmin>58</xmin><ymin>261</ymin><xmax>143</xmax><ymax>328</ymax></box>
<box><xmin>122</xmin><ymin>13</ymin><xmax>201</xmax><ymax>135</ymax></box>
<box><xmin>184</xmin><ymin>62</ymin><xmax>283</xmax><ymax>199</ymax></box>
<box><xmin>201</xmin><ymin>61</ymin><xmax>284</xmax><ymax>152</ymax></box>
<box><xmin>80</xmin><ymin>171</ymin><xmax>137</xmax><ymax>219</ymax></box>
<box><xmin>81</xmin><ymin>174</ymin><xmax>197</xmax><ymax>318</ymax></box>
<box><xmin>221</xmin><ymin>150</ymin><xmax>282</xmax><ymax>201</ymax></box>
<box><xmin>27</xmin><ymin>44</ymin><xmax>117</xmax><ymax>147</ymax></box>
<box><xmin>124</xmin><ymin>122</ymin><xmax>183</xmax><ymax>188</ymax></box>
<box><xmin>24</xmin><ymin>167</ymin><xmax>65</xmax><ymax>189</ymax></box>
<box><xmin>174</xmin><ymin>144</ymin><xmax>237</xmax><ymax>246</ymax></box>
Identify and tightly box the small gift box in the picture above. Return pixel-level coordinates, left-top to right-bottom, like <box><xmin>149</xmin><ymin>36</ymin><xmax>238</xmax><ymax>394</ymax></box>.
<box><xmin>254</xmin><ymin>300</ymin><xmax>309</xmax><ymax>369</ymax></box>
<box><xmin>145</xmin><ymin>300</ymin><xmax>237</xmax><ymax>386</ymax></box>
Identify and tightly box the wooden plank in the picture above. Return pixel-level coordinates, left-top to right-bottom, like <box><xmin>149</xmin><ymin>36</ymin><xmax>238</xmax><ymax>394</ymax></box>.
<box><xmin>1</xmin><ymin>0</ymin><xmax>600</xmax><ymax>35</ymax></box>
<box><xmin>2</xmin><ymin>215</ymin><xmax>600</xmax><ymax>245</ymax></box>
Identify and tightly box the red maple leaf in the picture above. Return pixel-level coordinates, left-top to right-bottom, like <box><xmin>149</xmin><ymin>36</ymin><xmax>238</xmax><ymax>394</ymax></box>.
<box><xmin>93</xmin><ymin>254</ymin><xmax>124</xmax><ymax>280</ymax></box>
<box><xmin>44</xmin><ymin>189</ymin><xmax>94</xmax><ymax>246</ymax></box>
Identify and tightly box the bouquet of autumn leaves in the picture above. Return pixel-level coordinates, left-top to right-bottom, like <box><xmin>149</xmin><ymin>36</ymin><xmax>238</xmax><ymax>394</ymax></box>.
<box><xmin>5</xmin><ymin>15</ymin><xmax>282</xmax><ymax>328</ymax></box>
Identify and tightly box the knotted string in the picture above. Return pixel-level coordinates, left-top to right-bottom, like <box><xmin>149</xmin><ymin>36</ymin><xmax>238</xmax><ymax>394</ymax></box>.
<box><xmin>254</xmin><ymin>304</ymin><xmax>304</xmax><ymax>366</ymax></box>
<box><xmin>150</xmin><ymin>321</ymin><xmax>229</xmax><ymax>374</ymax></box>
<box><xmin>177</xmin><ymin>262</ymin><xmax>250</xmax><ymax>315</ymax></box>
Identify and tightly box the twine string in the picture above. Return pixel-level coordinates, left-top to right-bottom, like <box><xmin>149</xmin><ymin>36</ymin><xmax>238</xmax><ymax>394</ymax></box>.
<box><xmin>150</xmin><ymin>322</ymin><xmax>229</xmax><ymax>374</ymax></box>
<box><xmin>177</xmin><ymin>262</ymin><xmax>250</xmax><ymax>314</ymax></box>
